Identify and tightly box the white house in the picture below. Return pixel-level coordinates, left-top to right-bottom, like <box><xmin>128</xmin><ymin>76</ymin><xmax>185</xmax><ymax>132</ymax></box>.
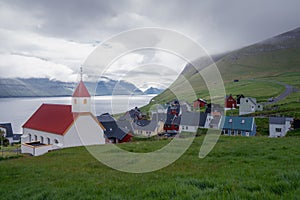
<box><xmin>21</xmin><ymin>80</ymin><xmax>106</xmax><ymax>156</ymax></box>
<box><xmin>179</xmin><ymin>112</ymin><xmax>208</xmax><ymax>133</ymax></box>
<box><xmin>269</xmin><ymin>117</ymin><xmax>293</xmax><ymax>137</ymax></box>
<box><xmin>239</xmin><ymin>97</ymin><xmax>263</xmax><ymax>115</ymax></box>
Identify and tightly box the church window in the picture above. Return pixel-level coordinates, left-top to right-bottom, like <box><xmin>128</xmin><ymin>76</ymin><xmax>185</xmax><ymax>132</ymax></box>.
<box><xmin>83</xmin><ymin>99</ymin><xmax>87</xmax><ymax>104</ymax></box>
<box><xmin>74</xmin><ymin>99</ymin><xmax>77</xmax><ymax>104</ymax></box>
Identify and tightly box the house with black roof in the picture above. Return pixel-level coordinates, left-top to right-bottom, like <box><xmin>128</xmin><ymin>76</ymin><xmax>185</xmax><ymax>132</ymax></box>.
<box><xmin>97</xmin><ymin>113</ymin><xmax>132</xmax><ymax>143</ymax></box>
<box><xmin>269</xmin><ymin>117</ymin><xmax>293</xmax><ymax>137</ymax></box>
<box><xmin>0</xmin><ymin>123</ymin><xmax>21</xmax><ymax>144</ymax></box>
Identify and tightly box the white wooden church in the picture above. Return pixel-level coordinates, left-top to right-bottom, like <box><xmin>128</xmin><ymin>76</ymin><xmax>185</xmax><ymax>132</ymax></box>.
<box><xmin>21</xmin><ymin>79</ymin><xmax>106</xmax><ymax>156</ymax></box>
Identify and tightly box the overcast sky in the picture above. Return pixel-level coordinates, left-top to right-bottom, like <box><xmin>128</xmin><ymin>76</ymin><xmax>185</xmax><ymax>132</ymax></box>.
<box><xmin>0</xmin><ymin>0</ymin><xmax>299</xmax><ymax>89</ymax></box>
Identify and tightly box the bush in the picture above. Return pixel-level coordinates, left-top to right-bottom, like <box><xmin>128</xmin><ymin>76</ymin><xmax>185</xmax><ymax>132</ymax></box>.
<box><xmin>286</xmin><ymin>129</ymin><xmax>300</xmax><ymax>137</ymax></box>
<box><xmin>0</xmin><ymin>136</ymin><xmax>9</xmax><ymax>147</ymax></box>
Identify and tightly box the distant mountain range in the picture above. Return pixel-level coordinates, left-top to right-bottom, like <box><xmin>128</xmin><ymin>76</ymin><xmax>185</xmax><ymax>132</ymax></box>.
<box><xmin>0</xmin><ymin>77</ymin><xmax>163</xmax><ymax>97</ymax></box>
<box><xmin>143</xmin><ymin>87</ymin><xmax>164</xmax><ymax>95</ymax></box>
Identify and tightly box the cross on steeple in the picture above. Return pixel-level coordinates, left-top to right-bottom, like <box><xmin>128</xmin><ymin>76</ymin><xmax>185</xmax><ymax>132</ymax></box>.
<box><xmin>80</xmin><ymin>66</ymin><xmax>83</xmax><ymax>81</ymax></box>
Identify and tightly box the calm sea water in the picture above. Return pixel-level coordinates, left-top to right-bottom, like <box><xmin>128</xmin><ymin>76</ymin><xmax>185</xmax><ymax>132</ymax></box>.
<box><xmin>0</xmin><ymin>95</ymin><xmax>155</xmax><ymax>133</ymax></box>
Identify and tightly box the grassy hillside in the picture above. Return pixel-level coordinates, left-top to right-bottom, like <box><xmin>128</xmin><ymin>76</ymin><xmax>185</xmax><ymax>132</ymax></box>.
<box><xmin>0</xmin><ymin>136</ymin><xmax>299</xmax><ymax>199</ymax></box>
<box><xmin>149</xmin><ymin>27</ymin><xmax>300</xmax><ymax>107</ymax></box>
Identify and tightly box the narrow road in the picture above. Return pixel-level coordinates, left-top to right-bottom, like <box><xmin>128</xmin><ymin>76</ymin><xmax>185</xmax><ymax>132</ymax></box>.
<box><xmin>263</xmin><ymin>81</ymin><xmax>299</xmax><ymax>106</ymax></box>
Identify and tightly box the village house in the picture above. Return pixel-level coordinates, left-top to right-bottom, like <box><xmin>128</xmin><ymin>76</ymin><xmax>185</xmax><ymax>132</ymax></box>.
<box><xmin>225</xmin><ymin>94</ymin><xmax>237</xmax><ymax>110</ymax></box>
<box><xmin>221</xmin><ymin>116</ymin><xmax>256</xmax><ymax>136</ymax></box>
<box><xmin>239</xmin><ymin>97</ymin><xmax>263</xmax><ymax>115</ymax></box>
<box><xmin>21</xmin><ymin>80</ymin><xmax>106</xmax><ymax>156</ymax></box>
<box><xmin>179</xmin><ymin>112</ymin><xmax>208</xmax><ymax>132</ymax></box>
<box><xmin>208</xmin><ymin>116</ymin><xmax>222</xmax><ymax>129</ymax></box>
<box><xmin>97</xmin><ymin>113</ymin><xmax>132</xmax><ymax>143</ymax></box>
<box><xmin>193</xmin><ymin>98</ymin><xmax>207</xmax><ymax>109</ymax></box>
<box><xmin>0</xmin><ymin>123</ymin><xmax>21</xmax><ymax>144</ymax></box>
<box><xmin>269</xmin><ymin>117</ymin><xmax>293</xmax><ymax>137</ymax></box>
<box><xmin>134</xmin><ymin>113</ymin><xmax>167</xmax><ymax>136</ymax></box>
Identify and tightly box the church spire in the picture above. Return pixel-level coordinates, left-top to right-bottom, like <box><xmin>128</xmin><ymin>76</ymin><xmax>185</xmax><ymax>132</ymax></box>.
<box><xmin>72</xmin><ymin>66</ymin><xmax>91</xmax><ymax>113</ymax></box>
<box><xmin>80</xmin><ymin>66</ymin><xmax>83</xmax><ymax>81</ymax></box>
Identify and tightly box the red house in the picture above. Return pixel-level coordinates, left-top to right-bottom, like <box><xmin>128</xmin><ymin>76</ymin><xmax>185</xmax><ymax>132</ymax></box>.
<box><xmin>193</xmin><ymin>98</ymin><xmax>207</xmax><ymax>109</ymax></box>
<box><xmin>225</xmin><ymin>95</ymin><xmax>237</xmax><ymax>109</ymax></box>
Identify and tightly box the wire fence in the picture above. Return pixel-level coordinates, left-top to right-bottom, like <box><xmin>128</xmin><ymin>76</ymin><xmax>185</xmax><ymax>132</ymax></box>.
<box><xmin>0</xmin><ymin>146</ymin><xmax>21</xmax><ymax>159</ymax></box>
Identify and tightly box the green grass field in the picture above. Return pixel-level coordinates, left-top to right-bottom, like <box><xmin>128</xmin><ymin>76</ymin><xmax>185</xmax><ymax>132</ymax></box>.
<box><xmin>0</xmin><ymin>136</ymin><xmax>299</xmax><ymax>199</ymax></box>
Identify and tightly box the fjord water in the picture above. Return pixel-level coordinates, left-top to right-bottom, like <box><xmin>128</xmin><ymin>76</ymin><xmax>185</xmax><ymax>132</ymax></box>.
<box><xmin>0</xmin><ymin>95</ymin><xmax>154</xmax><ymax>133</ymax></box>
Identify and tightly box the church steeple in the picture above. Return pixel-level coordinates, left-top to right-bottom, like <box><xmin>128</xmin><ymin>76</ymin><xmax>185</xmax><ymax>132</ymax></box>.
<box><xmin>72</xmin><ymin>68</ymin><xmax>91</xmax><ymax>113</ymax></box>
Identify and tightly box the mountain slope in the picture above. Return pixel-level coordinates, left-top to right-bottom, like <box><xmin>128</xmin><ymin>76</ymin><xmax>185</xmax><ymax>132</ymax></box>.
<box><xmin>152</xmin><ymin>27</ymin><xmax>300</xmax><ymax>104</ymax></box>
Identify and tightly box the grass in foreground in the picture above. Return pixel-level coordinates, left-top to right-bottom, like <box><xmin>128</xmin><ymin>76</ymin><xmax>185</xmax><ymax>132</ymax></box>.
<box><xmin>0</xmin><ymin>136</ymin><xmax>299</xmax><ymax>200</ymax></box>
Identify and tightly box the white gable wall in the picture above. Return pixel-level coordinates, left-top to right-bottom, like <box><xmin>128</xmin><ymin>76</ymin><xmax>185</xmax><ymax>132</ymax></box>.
<box><xmin>269</xmin><ymin>124</ymin><xmax>285</xmax><ymax>137</ymax></box>
<box><xmin>63</xmin><ymin>114</ymin><xmax>105</xmax><ymax>147</ymax></box>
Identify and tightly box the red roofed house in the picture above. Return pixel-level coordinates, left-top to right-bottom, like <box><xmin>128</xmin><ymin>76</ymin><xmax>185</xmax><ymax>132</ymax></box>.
<box><xmin>21</xmin><ymin>80</ymin><xmax>106</xmax><ymax>156</ymax></box>
<box><xmin>225</xmin><ymin>94</ymin><xmax>237</xmax><ymax>110</ymax></box>
<box><xmin>193</xmin><ymin>98</ymin><xmax>207</xmax><ymax>109</ymax></box>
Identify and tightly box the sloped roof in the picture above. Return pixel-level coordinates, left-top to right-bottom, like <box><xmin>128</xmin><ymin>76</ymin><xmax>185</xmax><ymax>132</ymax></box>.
<box><xmin>116</xmin><ymin>119</ymin><xmax>134</xmax><ymax>133</ymax></box>
<box><xmin>152</xmin><ymin>113</ymin><xmax>167</xmax><ymax>122</ymax></box>
<box><xmin>269</xmin><ymin>117</ymin><xmax>286</xmax><ymax>125</ymax></box>
<box><xmin>221</xmin><ymin>116</ymin><xmax>254</xmax><ymax>131</ymax></box>
<box><xmin>23</xmin><ymin>104</ymin><xmax>79</xmax><ymax>135</ymax></box>
<box><xmin>97</xmin><ymin>113</ymin><xmax>115</xmax><ymax>122</ymax></box>
<box><xmin>133</xmin><ymin>119</ymin><xmax>158</xmax><ymax>131</ymax></box>
<box><xmin>0</xmin><ymin>123</ymin><xmax>13</xmax><ymax>138</ymax></box>
<box><xmin>97</xmin><ymin>113</ymin><xmax>128</xmax><ymax>140</ymax></box>
<box><xmin>180</xmin><ymin>112</ymin><xmax>207</xmax><ymax>127</ymax></box>
<box><xmin>72</xmin><ymin>81</ymin><xmax>91</xmax><ymax>97</ymax></box>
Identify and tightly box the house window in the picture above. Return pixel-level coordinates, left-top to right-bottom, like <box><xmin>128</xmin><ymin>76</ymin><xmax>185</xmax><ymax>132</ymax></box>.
<box><xmin>246</xmin><ymin>132</ymin><xmax>250</xmax><ymax>137</ymax></box>
<box><xmin>74</xmin><ymin>99</ymin><xmax>77</xmax><ymax>104</ymax></box>
<box><xmin>83</xmin><ymin>99</ymin><xmax>87</xmax><ymax>104</ymax></box>
<box><xmin>229</xmin><ymin>119</ymin><xmax>233</xmax><ymax>123</ymax></box>
<box><xmin>246</xmin><ymin>100</ymin><xmax>248</xmax><ymax>103</ymax></box>
<box><xmin>275</xmin><ymin>128</ymin><xmax>282</xmax><ymax>132</ymax></box>
<box><xmin>182</xmin><ymin>126</ymin><xmax>185</xmax><ymax>130</ymax></box>
<box><xmin>40</xmin><ymin>136</ymin><xmax>44</xmax><ymax>144</ymax></box>
<box><xmin>54</xmin><ymin>139</ymin><xmax>59</xmax><ymax>144</ymax></box>
<box><xmin>186</xmin><ymin>126</ymin><xmax>188</xmax><ymax>130</ymax></box>
<box><xmin>47</xmin><ymin>137</ymin><xmax>50</xmax><ymax>145</ymax></box>
<box><xmin>241</xmin><ymin>120</ymin><xmax>245</xmax><ymax>124</ymax></box>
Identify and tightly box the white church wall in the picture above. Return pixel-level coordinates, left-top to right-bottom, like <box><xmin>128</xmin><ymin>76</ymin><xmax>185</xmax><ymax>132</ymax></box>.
<box><xmin>63</xmin><ymin>114</ymin><xmax>105</xmax><ymax>147</ymax></box>
<box><xmin>22</xmin><ymin>128</ymin><xmax>64</xmax><ymax>145</ymax></box>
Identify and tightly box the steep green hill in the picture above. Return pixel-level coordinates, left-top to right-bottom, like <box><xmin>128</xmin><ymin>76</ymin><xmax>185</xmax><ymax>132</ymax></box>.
<box><xmin>151</xmin><ymin>27</ymin><xmax>300</xmax><ymax>105</ymax></box>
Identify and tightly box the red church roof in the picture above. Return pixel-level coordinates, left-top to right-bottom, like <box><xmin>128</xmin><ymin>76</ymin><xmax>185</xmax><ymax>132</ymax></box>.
<box><xmin>23</xmin><ymin>104</ymin><xmax>79</xmax><ymax>135</ymax></box>
<box><xmin>72</xmin><ymin>81</ymin><xmax>91</xmax><ymax>97</ymax></box>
